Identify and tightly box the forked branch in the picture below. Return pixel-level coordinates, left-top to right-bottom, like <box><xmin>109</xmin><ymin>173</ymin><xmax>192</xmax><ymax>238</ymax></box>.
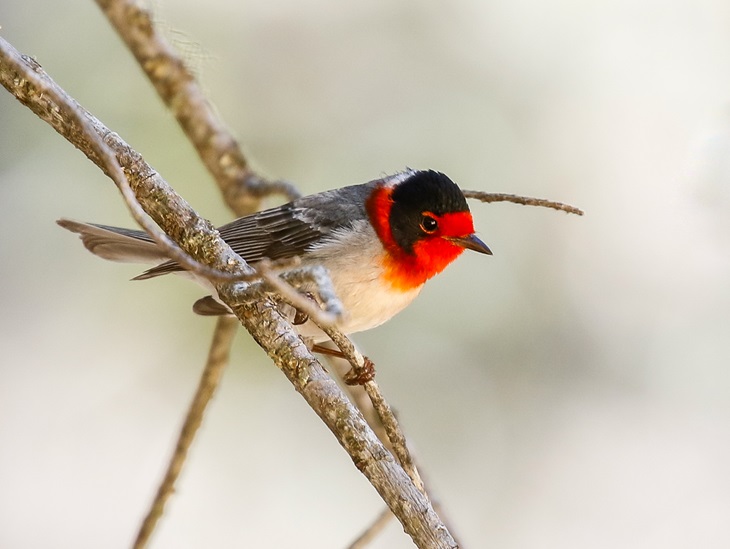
<box><xmin>95</xmin><ymin>0</ymin><xmax>300</xmax><ymax>215</ymax></box>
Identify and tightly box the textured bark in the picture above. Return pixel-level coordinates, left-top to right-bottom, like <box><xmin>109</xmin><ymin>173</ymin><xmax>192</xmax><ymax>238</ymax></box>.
<box><xmin>229</xmin><ymin>298</ymin><xmax>457</xmax><ymax>548</ymax></box>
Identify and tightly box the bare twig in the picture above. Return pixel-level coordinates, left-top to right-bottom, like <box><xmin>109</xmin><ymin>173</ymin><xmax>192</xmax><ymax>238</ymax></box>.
<box><xmin>320</xmin><ymin>325</ymin><xmax>425</xmax><ymax>494</ymax></box>
<box><xmin>321</xmin><ymin>337</ymin><xmax>466</xmax><ymax>548</ymax></box>
<box><xmin>95</xmin><ymin>0</ymin><xmax>300</xmax><ymax>215</ymax></box>
<box><xmin>325</xmin><ymin>352</ymin><xmax>390</xmax><ymax>444</ymax></box>
<box><xmin>1</xmin><ymin>38</ymin><xmax>457</xmax><ymax>548</ymax></box>
<box><xmin>268</xmin><ymin>263</ymin><xmax>345</xmax><ymax>322</ymax></box>
<box><xmin>463</xmin><ymin>190</ymin><xmax>584</xmax><ymax>216</ymax></box>
<box><xmin>348</xmin><ymin>507</ymin><xmax>394</xmax><ymax>549</ymax></box>
<box><xmin>134</xmin><ymin>316</ymin><xmax>238</xmax><ymax>549</ymax></box>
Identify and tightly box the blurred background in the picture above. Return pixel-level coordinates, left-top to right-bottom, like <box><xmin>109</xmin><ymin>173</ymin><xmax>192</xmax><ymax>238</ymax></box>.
<box><xmin>2</xmin><ymin>0</ymin><xmax>729</xmax><ymax>547</ymax></box>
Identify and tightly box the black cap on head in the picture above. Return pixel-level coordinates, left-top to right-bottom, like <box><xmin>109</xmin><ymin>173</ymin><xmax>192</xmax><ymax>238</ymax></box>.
<box><xmin>388</xmin><ymin>170</ymin><xmax>470</xmax><ymax>254</ymax></box>
<box><xmin>391</xmin><ymin>170</ymin><xmax>469</xmax><ymax>216</ymax></box>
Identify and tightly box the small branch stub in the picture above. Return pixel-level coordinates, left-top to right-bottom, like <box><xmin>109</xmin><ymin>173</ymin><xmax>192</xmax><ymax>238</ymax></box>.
<box><xmin>463</xmin><ymin>190</ymin><xmax>584</xmax><ymax>216</ymax></box>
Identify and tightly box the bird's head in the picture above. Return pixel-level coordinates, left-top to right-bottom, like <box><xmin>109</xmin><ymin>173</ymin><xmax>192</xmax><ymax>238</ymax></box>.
<box><xmin>366</xmin><ymin>170</ymin><xmax>491</xmax><ymax>291</ymax></box>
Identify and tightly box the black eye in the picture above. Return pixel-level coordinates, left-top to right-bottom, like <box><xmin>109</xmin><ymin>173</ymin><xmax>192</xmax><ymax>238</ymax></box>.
<box><xmin>420</xmin><ymin>214</ymin><xmax>438</xmax><ymax>234</ymax></box>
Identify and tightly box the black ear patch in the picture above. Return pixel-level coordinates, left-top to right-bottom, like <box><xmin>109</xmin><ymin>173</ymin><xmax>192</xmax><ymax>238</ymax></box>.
<box><xmin>388</xmin><ymin>170</ymin><xmax>469</xmax><ymax>254</ymax></box>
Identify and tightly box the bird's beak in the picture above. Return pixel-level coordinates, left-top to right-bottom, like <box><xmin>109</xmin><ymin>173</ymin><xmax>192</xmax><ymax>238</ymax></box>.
<box><xmin>449</xmin><ymin>234</ymin><xmax>492</xmax><ymax>255</ymax></box>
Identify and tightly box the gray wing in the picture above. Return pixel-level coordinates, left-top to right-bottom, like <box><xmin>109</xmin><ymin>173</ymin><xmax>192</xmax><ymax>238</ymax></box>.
<box><xmin>136</xmin><ymin>182</ymin><xmax>374</xmax><ymax>279</ymax></box>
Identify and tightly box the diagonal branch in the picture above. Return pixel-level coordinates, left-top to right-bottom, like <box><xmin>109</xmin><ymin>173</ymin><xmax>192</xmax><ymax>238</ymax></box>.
<box><xmin>349</xmin><ymin>506</ymin><xmax>395</xmax><ymax>549</ymax></box>
<box><xmin>0</xmin><ymin>37</ymin><xmax>457</xmax><ymax>549</ymax></box>
<box><xmin>320</xmin><ymin>325</ymin><xmax>425</xmax><ymax>493</ymax></box>
<box><xmin>134</xmin><ymin>316</ymin><xmax>238</xmax><ymax>549</ymax></box>
<box><xmin>95</xmin><ymin>0</ymin><xmax>300</xmax><ymax>216</ymax></box>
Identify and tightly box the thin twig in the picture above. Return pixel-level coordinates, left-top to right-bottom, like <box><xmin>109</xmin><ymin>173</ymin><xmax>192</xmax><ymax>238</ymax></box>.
<box><xmin>463</xmin><ymin>190</ymin><xmax>584</xmax><ymax>216</ymax></box>
<box><xmin>95</xmin><ymin>0</ymin><xmax>300</xmax><ymax>216</ymax></box>
<box><xmin>320</xmin><ymin>325</ymin><xmax>425</xmax><ymax>494</ymax></box>
<box><xmin>363</xmin><ymin>381</ymin><xmax>424</xmax><ymax>491</ymax></box>
<box><xmin>279</xmin><ymin>265</ymin><xmax>345</xmax><ymax>319</ymax></box>
<box><xmin>326</xmin><ymin>353</ymin><xmax>390</xmax><ymax>444</ymax></box>
<box><xmin>134</xmin><ymin>316</ymin><xmax>238</xmax><ymax>549</ymax></box>
<box><xmin>348</xmin><ymin>507</ymin><xmax>394</xmax><ymax>549</ymax></box>
<box><xmin>114</xmin><ymin>163</ymin><xmax>253</xmax><ymax>284</ymax></box>
<box><xmin>321</xmin><ymin>334</ymin><xmax>470</xmax><ymax>548</ymax></box>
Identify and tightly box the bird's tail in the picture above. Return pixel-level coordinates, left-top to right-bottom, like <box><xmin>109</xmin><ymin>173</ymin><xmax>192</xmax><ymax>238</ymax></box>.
<box><xmin>57</xmin><ymin>219</ymin><xmax>172</xmax><ymax>278</ymax></box>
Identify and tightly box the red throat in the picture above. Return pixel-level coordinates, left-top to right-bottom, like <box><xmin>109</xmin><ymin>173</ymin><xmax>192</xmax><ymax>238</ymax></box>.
<box><xmin>366</xmin><ymin>186</ymin><xmax>475</xmax><ymax>291</ymax></box>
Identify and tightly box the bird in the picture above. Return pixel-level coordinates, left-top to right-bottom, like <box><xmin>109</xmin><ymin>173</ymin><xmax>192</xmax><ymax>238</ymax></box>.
<box><xmin>58</xmin><ymin>169</ymin><xmax>491</xmax><ymax>352</ymax></box>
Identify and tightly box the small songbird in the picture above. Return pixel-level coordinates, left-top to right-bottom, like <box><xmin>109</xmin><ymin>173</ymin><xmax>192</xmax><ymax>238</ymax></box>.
<box><xmin>58</xmin><ymin>169</ymin><xmax>491</xmax><ymax>343</ymax></box>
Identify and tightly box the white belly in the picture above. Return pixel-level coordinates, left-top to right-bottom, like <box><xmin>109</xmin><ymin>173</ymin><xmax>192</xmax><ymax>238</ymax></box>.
<box><xmin>295</xmin><ymin>220</ymin><xmax>422</xmax><ymax>341</ymax></box>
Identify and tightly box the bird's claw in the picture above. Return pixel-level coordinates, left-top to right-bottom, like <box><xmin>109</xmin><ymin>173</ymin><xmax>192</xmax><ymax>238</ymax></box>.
<box><xmin>292</xmin><ymin>292</ymin><xmax>317</xmax><ymax>325</ymax></box>
<box><xmin>343</xmin><ymin>356</ymin><xmax>376</xmax><ymax>385</ymax></box>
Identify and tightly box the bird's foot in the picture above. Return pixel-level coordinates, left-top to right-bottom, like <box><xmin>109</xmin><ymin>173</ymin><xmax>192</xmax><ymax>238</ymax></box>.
<box><xmin>342</xmin><ymin>356</ymin><xmax>376</xmax><ymax>386</ymax></box>
<box><xmin>310</xmin><ymin>343</ymin><xmax>376</xmax><ymax>385</ymax></box>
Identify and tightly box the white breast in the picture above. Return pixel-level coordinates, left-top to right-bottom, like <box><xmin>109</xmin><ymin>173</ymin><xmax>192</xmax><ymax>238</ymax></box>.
<box><xmin>295</xmin><ymin>220</ymin><xmax>422</xmax><ymax>340</ymax></box>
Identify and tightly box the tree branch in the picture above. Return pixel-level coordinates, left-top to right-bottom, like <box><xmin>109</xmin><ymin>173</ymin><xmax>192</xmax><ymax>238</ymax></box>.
<box><xmin>94</xmin><ymin>0</ymin><xmax>300</xmax><ymax>216</ymax></box>
<box><xmin>349</xmin><ymin>506</ymin><xmax>395</xmax><ymax>549</ymax></box>
<box><xmin>0</xmin><ymin>36</ymin><xmax>457</xmax><ymax>548</ymax></box>
<box><xmin>321</xmin><ymin>325</ymin><xmax>425</xmax><ymax>493</ymax></box>
<box><xmin>463</xmin><ymin>190</ymin><xmax>584</xmax><ymax>216</ymax></box>
<box><xmin>134</xmin><ymin>316</ymin><xmax>238</xmax><ymax>549</ymax></box>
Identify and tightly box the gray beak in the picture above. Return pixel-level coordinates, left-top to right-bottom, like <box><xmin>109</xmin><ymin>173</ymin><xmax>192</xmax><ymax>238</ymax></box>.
<box><xmin>449</xmin><ymin>234</ymin><xmax>492</xmax><ymax>255</ymax></box>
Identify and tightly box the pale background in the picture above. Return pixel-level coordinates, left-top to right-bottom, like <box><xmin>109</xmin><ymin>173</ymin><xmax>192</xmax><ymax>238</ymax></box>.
<box><xmin>1</xmin><ymin>1</ymin><xmax>729</xmax><ymax>547</ymax></box>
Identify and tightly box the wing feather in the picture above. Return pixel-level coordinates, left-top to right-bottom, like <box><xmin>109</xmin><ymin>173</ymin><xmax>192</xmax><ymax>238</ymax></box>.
<box><xmin>62</xmin><ymin>180</ymin><xmax>378</xmax><ymax>280</ymax></box>
<box><xmin>137</xmin><ymin>183</ymin><xmax>374</xmax><ymax>279</ymax></box>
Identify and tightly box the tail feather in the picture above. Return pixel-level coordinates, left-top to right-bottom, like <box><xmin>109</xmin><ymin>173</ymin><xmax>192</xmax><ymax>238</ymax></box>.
<box><xmin>57</xmin><ymin>219</ymin><xmax>169</xmax><ymax>266</ymax></box>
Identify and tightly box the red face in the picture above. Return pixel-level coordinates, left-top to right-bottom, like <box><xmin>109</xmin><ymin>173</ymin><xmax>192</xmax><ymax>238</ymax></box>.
<box><xmin>366</xmin><ymin>184</ymin><xmax>480</xmax><ymax>291</ymax></box>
